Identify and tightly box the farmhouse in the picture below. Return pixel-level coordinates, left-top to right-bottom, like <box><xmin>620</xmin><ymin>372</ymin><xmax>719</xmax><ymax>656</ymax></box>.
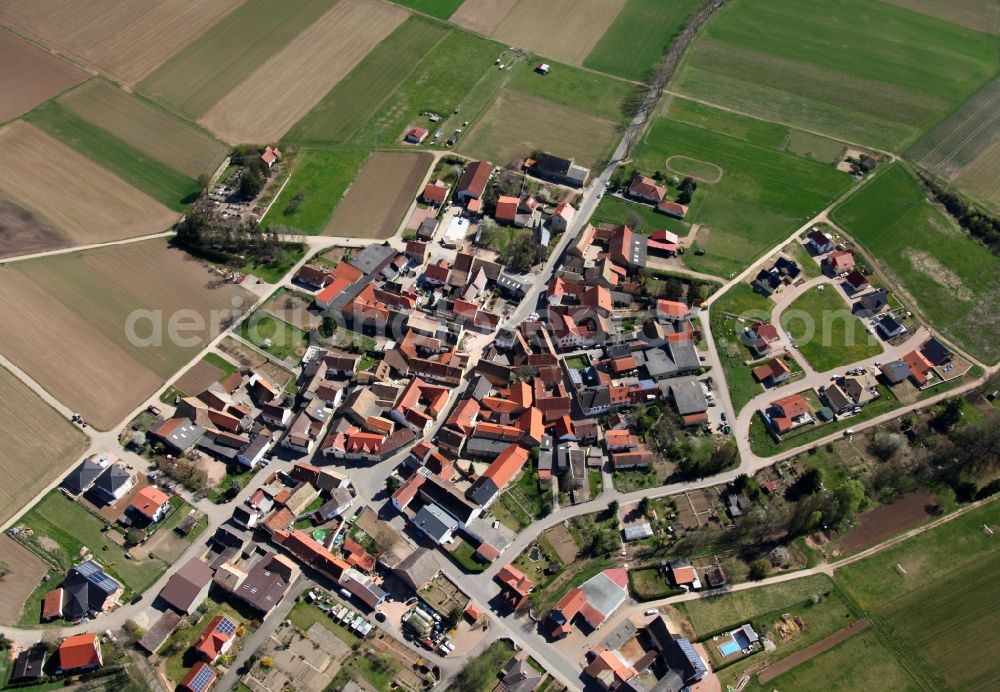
<box><xmin>295</xmin><ymin>264</ymin><xmax>331</xmax><ymax>290</ymax></box>
<box><xmin>421</xmin><ymin>180</ymin><xmax>449</xmax><ymax>206</ymax></box>
<box><xmin>455</xmin><ymin>160</ymin><xmax>494</xmax><ymax>206</ymax></box>
<box><xmin>260</xmin><ymin>145</ymin><xmax>281</xmax><ymax>168</ymax></box>
<box><xmin>548</xmin><ymin>568</ymin><xmax>629</xmax><ymax>638</ymax></box>
<box><xmin>656</xmin><ymin>200</ymin><xmax>689</xmax><ymax>219</ymax></box>
<box><xmin>527</xmin><ymin>153</ymin><xmax>590</xmax><ymax>188</ymax></box>
<box><xmin>628</xmin><ymin>175</ymin><xmax>665</xmax><ymax>204</ymax></box>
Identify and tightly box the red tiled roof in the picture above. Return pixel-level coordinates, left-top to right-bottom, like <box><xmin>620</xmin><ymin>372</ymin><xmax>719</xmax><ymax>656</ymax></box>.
<box><xmin>331</xmin><ymin>262</ymin><xmax>364</xmax><ymax>283</ymax></box>
<box><xmin>481</xmin><ymin>444</ymin><xmax>528</xmax><ymax>489</ymax></box>
<box><xmin>58</xmin><ymin>633</ymin><xmax>101</xmax><ymax>671</ymax></box>
<box><xmin>193</xmin><ymin>615</ymin><xmax>235</xmax><ymax>661</ymax></box>
<box><xmin>180</xmin><ymin>662</ymin><xmax>216</xmax><ymax>692</ymax></box>
<box><xmin>773</xmin><ymin>394</ymin><xmax>810</xmax><ymax>418</ymax></box>
<box><xmin>656</xmin><ymin>299</ymin><xmax>688</xmax><ymax>318</ymax></box>
<box><xmin>42</xmin><ymin>588</ymin><xmax>63</xmax><ymax>620</ymax></box>
<box><xmin>457</xmin><ymin>161</ymin><xmax>493</xmax><ymax>199</ymax></box>
<box><xmin>129</xmin><ymin>486</ymin><xmax>171</xmax><ymax>520</ymax></box>
<box><xmin>656</xmin><ymin>200</ymin><xmax>688</xmax><ymax>217</ymax></box>
<box><xmin>495</xmin><ymin>195</ymin><xmax>519</xmax><ymax>222</ymax></box>
<box><xmin>422</xmin><ymin>182</ymin><xmax>448</xmax><ymax>203</ymax></box>
<box><xmin>475</xmin><ymin>541</ymin><xmax>501</xmax><ymax>562</ymax></box>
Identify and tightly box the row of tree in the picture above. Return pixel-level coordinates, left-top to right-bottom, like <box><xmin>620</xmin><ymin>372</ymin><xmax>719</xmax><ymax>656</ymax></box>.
<box><xmin>920</xmin><ymin>174</ymin><xmax>1000</xmax><ymax>257</ymax></box>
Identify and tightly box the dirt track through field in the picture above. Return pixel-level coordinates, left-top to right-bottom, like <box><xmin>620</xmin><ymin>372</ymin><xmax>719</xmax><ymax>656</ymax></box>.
<box><xmin>491</xmin><ymin>0</ymin><xmax>626</xmax><ymax>65</ymax></box>
<box><xmin>450</xmin><ymin>0</ymin><xmax>518</xmax><ymax>34</ymax></box>
<box><xmin>200</xmin><ymin>0</ymin><xmax>407</xmax><ymax>143</ymax></box>
<box><xmin>0</xmin><ymin>30</ymin><xmax>87</xmax><ymax>122</ymax></box>
<box><xmin>757</xmin><ymin>619</ymin><xmax>870</xmax><ymax>683</ymax></box>
<box><xmin>324</xmin><ymin>151</ymin><xmax>432</xmax><ymax>239</ymax></box>
<box><xmin>0</xmin><ymin>122</ymin><xmax>177</xmax><ymax>245</ymax></box>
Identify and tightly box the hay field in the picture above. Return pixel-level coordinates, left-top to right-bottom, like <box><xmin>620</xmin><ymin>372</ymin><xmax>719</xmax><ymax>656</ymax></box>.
<box><xmin>673</xmin><ymin>0</ymin><xmax>999</xmax><ymax>150</ymax></box>
<box><xmin>200</xmin><ymin>0</ymin><xmax>407</xmax><ymax>143</ymax></box>
<box><xmin>0</xmin><ymin>30</ymin><xmax>86</xmax><ymax>123</ymax></box>
<box><xmin>460</xmin><ymin>91</ymin><xmax>619</xmax><ymax>169</ymax></box>
<box><xmin>324</xmin><ymin>151</ymin><xmax>432</xmax><ymax>239</ymax></box>
<box><xmin>286</xmin><ymin>17</ymin><xmax>448</xmax><ymax>144</ymax></box>
<box><xmin>60</xmin><ymin>79</ymin><xmax>228</xmax><ymax>179</ymax></box>
<box><xmin>491</xmin><ymin>0</ymin><xmax>626</xmax><ymax>65</ymax></box>
<box><xmin>0</xmin><ymin>198</ymin><xmax>68</xmax><ymax>259</ymax></box>
<box><xmin>450</xmin><ymin>0</ymin><xmax>518</xmax><ymax>34</ymax></box>
<box><xmin>831</xmin><ymin>163</ymin><xmax>1000</xmax><ymax>364</ymax></box>
<box><xmin>0</xmin><ymin>241</ymin><xmax>252</xmax><ymax>429</ymax></box>
<box><xmin>881</xmin><ymin>0</ymin><xmax>1000</xmax><ymax>32</ymax></box>
<box><xmin>0</xmin><ymin>0</ymin><xmax>244</xmax><ymax>86</ymax></box>
<box><xmin>138</xmin><ymin>0</ymin><xmax>336</xmax><ymax>120</ymax></box>
<box><xmin>0</xmin><ymin>122</ymin><xmax>176</xmax><ymax>245</ymax></box>
<box><xmin>0</xmin><ymin>366</ymin><xmax>86</xmax><ymax>526</ymax></box>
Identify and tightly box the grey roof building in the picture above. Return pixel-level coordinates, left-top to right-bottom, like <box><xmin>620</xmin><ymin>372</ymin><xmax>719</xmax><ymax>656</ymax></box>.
<box><xmin>880</xmin><ymin>360</ymin><xmax>910</xmax><ymax>384</ymax></box>
<box><xmin>665</xmin><ymin>376</ymin><xmax>708</xmax><ymax>415</ymax></box>
<box><xmin>85</xmin><ymin>463</ymin><xmax>133</xmax><ymax>506</ymax></box>
<box><xmin>393</xmin><ymin>549</ymin><xmax>440</xmax><ymax>591</ymax></box>
<box><xmin>62</xmin><ymin>560</ymin><xmax>121</xmax><ymax>620</ymax></box>
<box><xmin>348</xmin><ymin>244</ymin><xmax>397</xmax><ymax>276</ymax></box>
<box><xmin>412</xmin><ymin>503</ymin><xmax>459</xmax><ymax>544</ymax></box>
<box><xmin>61</xmin><ymin>458</ymin><xmax>104</xmax><ymax>495</ymax></box>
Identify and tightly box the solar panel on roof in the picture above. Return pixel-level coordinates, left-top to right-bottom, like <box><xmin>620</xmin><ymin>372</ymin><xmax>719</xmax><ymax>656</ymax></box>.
<box><xmin>189</xmin><ymin>665</ymin><xmax>214</xmax><ymax>692</ymax></box>
<box><xmin>75</xmin><ymin>561</ymin><xmax>119</xmax><ymax>593</ymax></box>
<box><xmin>216</xmin><ymin>617</ymin><xmax>237</xmax><ymax>635</ymax></box>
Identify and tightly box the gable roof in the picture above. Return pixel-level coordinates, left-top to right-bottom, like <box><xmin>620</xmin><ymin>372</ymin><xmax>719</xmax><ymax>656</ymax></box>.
<box><xmin>159</xmin><ymin>559</ymin><xmax>213</xmax><ymax>613</ymax></box>
<box><xmin>58</xmin><ymin>633</ymin><xmax>100</xmax><ymax>672</ymax></box>
<box><xmin>129</xmin><ymin>486</ymin><xmax>170</xmax><ymax>520</ymax></box>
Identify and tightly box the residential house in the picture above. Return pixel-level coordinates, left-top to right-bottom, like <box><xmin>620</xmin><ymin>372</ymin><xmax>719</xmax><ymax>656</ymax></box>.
<box><xmin>823</xmin><ymin>250</ymin><xmax>855</xmax><ymax>276</ymax></box>
<box><xmin>421</xmin><ymin>180</ymin><xmax>449</xmax><ymax>206</ymax></box>
<box><xmin>260</xmin><ymin>145</ymin><xmax>281</xmax><ymax>168</ymax></box>
<box><xmin>180</xmin><ymin>662</ymin><xmax>216</xmax><ymax>692</ymax></box>
<box><xmin>823</xmin><ymin>371</ymin><xmax>880</xmax><ymax>413</ymax></box>
<box><xmin>669</xmin><ymin>562</ymin><xmax>701</xmax><ymax>590</ymax></box>
<box><xmin>341</xmin><ymin>568</ymin><xmax>386</xmax><ymax>609</ymax></box>
<box><xmin>550</xmin><ymin>202</ymin><xmax>575</xmax><ymax>232</ymax></box>
<box><xmin>853</xmin><ymin>288</ymin><xmax>889</xmax><ymax>318</ymax></box>
<box><xmin>901</xmin><ymin>349</ymin><xmax>935</xmax><ymax>386</ymax></box>
<box><xmin>295</xmin><ymin>264</ymin><xmax>330</xmax><ymax>290</ymax></box>
<box><xmin>665</xmin><ymin>376</ymin><xmax>709</xmax><ymax>425</ymax></box>
<box><xmin>193</xmin><ymin>615</ymin><xmax>239</xmax><ymax>662</ymax></box>
<box><xmin>628</xmin><ymin>175</ymin><xmax>665</xmax><ymax>204</ymax></box>
<box><xmin>150</xmin><ymin>417</ymin><xmax>205</xmax><ymax>454</ymax></box>
<box><xmin>237</xmin><ymin>433</ymin><xmax>272</xmax><ymax>469</ymax></box>
<box><xmin>806</xmin><ymin>229</ymin><xmax>835</xmax><ymax>255</ymax></box>
<box><xmin>843</xmin><ymin>270</ymin><xmax>870</xmax><ymax>294</ymax></box>
<box><xmin>765</xmin><ymin>394</ymin><xmax>812</xmax><ymax>434</ymax></box>
<box><xmin>127</xmin><ymin>486</ymin><xmax>171</xmax><ymax>524</ymax></box>
<box><xmin>158</xmin><ymin>559</ymin><xmax>214</xmax><ymax>614</ymax></box>
<box><xmin>494</xmin><ymin>563</ymin><xmax>533</xmax><ymax>610</ymax></box>
<box><xmin>61</xmin><ymin>457</ymin><xmax>106</xmax><ymax>495</ymax></box>
<box><xmin>455</xmin><ymin>161</ymin><xmax>493</xmax><ymax>206</ymax></box>
<box><xmin>56</xmin><ymin>633</ymin><xmax>102</xmax><ymax>674</ymax></box>
<box><xmin>465</xmin><ymin>444</ymin><xmax>529</xmax><ymax>507</ymax></box>
<box><xmin>921</xmin><ymin>337</ymin><xmax>953</xmax><ymax>365</ymax></box>
<box><xmin>61</xmin><ymin>560</ymin><xmax>122</xmax><ymax>620</ymax></box>
<box><xmin>548</xmin><ymin>568</ymin><xmax>629</xmax><ymax>638</ymax></box>
<box><xmin>10</xmin><ymin>646</ymin><xmax>46</xmax><ymax>685</ymax></box>
<box><xmin>752</xmin><ymin>357</ymin><xmax>792</xmax><ymax>387</ymax></box>
<box><xmin>85</xmin><ymin>463</ymin><xmax>134</xmax><ymax>506</ymax></box>
<box><xmin>529</xmin><ymin>153</ymin><xmax>589</xmax><ymax>188</ymax></box>
<box><xmin>876</xmin><ymin>314</ymin><xmax>906</xmax><ymax>339</ymax></box>
<box><xmin>656</xmin><ymin>200</ymin><xmax>688</xmax><ymax>219</ymax></box>
<box><xmin>743</xmin><ymin>322</ymin><xmax>781</xmax><ymax>358</ymax></box>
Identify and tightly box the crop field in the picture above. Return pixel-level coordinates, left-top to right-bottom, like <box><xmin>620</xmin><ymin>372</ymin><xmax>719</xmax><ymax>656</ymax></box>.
<box><xmin>780</xmin><ymin>288</ymin><xmax>883</xmax><ymax>372</ymax></box>
<box><xmin>0</xmin><ymin>30</ymin><xmax>86</xmax><ymax>123</ymax></box>
<box><xmin>830</xmin><ymin>164</ymin><xmax>1000</xmax><ymax>363</ymax></box>
<box><xmin>664</xmin><ymin>96</ymin><xmax>789</xmax><ymax>149</ymax></box>
<box><xmin>286</xmin><ymin>18</ymin><xmax>448</xmax><ymax>144</ymax></box>
<box><xmin>324</xmin><ymin>151</ymin><xmax>432</xmax><ymax>239</ymax></box>
<box><xmin>0</xmin><ymin>0</ymin><xmax>244</xmax><ymax>86</ymax></box>
<box><xmin>461</xmin><ymin>91</ymin><xmax>620</xmax><ymax>169</ymax></box>
<box><xmin>672</xmin><ymin>0</ymin><xmax>1000</xmax><ymax>150</ymax></box>
<box><xmin>350</xmin><ymin>27</ymin><xmax>507</xmax><ymax>149</ymax></box>
<box><xmin>200</xmin><ymin>0</ymin><xmax>408</xmax><ymax>143</ymax></box>
<box><xmin>450</xmin><ymin>0</ymin><xmax>518</xmax><ymax>34</ymax></box>
<box><xmin>835</xmin><ymin>500</ymin><xmax>1000</xmax><ymax>689</ymax></box>
<box><xmin>0</xmin><ymin>366</ymin><xmax>86</xmax><ymax>526</ymax></box>
<box><xmin>634</xmin><ymin>103</ymin><xmax>852</xmax><ymax>277</ymax></box>
<box><xmin>59</xmin><ymin>79</ymin><xmax>228</xmax><ymax>179</ymax></box>
<box><xmin>262</xmin><ymin>149</ymin><xmax>369</xmax><ymax>235</ymax></box>
<box><xmin>0</xmin><ymin>198</ymin><xmax>67</xmax><ymax>259</ymax></box>
<box><xmin>0</xmin><ymin>240</ymin><xmax>252</xmax><ymax>429</ymax></box>
<box><xmin>506</xmin><ymin>60</ymin><xmax>636</xmax><ymax>124</ymax></box>
<box><xmin>0</xmin><ymin>122</ymin><xmax>176</xmax><ymax>245</ymax></box>
<box><xmin>25</xmin><ymin>101</ymin><xmax>200</xmax><ymax>211</ymax></box>
<box><xmin>952</xmin><ymin>139</ymin><xmax>1000</xmax><ymax>213</ymax></box>
<box><xmin>137</xmin><ymin>0</ymin><xmax>337</xmax><ymax>120</ymax></box>
<box><xmin>583</xmin><ymin>0</ymin><xmax>701</xmax><ymax>81</ymax></box>
<box><xmin>388</xmin><ymin>0</ymin><xmax>463</xmax><ymax>18</ymax></box>
<box><xmin>491</xmin><ymin>0</ymin><xmax>626</xmax><ymax>66</ymax></box>
<box><xmin>881</xmin><ymin>0</ymin><xmax>1000</xmax><ymax>32</ymax></box>
<box><xmin>0</xmin><ymin>537</ymin><xmax>48</xmax><ymax>626</ymax></box>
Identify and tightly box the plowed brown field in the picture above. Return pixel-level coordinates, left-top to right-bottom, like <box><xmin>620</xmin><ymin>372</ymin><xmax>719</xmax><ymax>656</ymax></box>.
<box><xmin>491</xmin><ymin>0</ymin><xmax>626</xmax><ymax>65</ymax></box>
<box><xmin>450</xmin><ymin>0</ymin><xmax>518</xmax><ymax>35</ymax></box>
<box><xmin>0</xmin><ymin>30</ymin><xmax>87</xmax><ymax>122</ymax></box>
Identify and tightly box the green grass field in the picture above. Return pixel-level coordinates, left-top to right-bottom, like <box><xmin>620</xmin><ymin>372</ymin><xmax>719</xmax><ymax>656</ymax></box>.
<box><xmin>591</xmin><ymin>195</ymin><xmax>690</xmax><ymax>237</ymax></box>
<box><xmin>780</xmin><ymin>287</ymin><xmax>883</xmax><ymax>371</ymax></box>
<box><xmin>709</xmin><ymin>283</ymin><xmax>777</xmax><ymax>414</ymax></box>
<box><xmin>25</xmin><ymin>101</ymin><xmax>198</xmax><ymax>210</ymax></box>
<box><xmin>138</xmin><ymin>0</ymin><xmax>337</xmax><ymax>119</ymax></box>
<box><xmin>507</xmin><ymin>59</ymin><xmax>637</xmax><ymax>123</ymax></box>
<box><xmin>666</xmin><ymin>96</ymin><xmax>790</xmax><ymax>148</ymax></box>
<box><xmin>387</xmin><ymin>0</ymin><xmax>462</xmax><ymax>18</ymax></box>
<box><xmin>286</xmin><ymin>17</ymin><xmax>448</xmax><ymax>144</ymax></box>
<box><xmin>583</xmin><ymin>0</ymin><xmax>701</xmax><ymax>81</ymax></box>
<box><xmin>235</xmin><ymin>314</ymin><xmax>307</xmax><ymax>361</ymax></box>
<box><xmin>830</xmin><ymin>163</ymin><xmax>1000</xmax><ymax>363</ymax></box>
<box><xmin>202</xmin><ymin>353</ymin><xmax>239</xmax><ymax>378</ymax></box>
<box><xmin>635</xmin><ymin>101</ymin><xmax>852</xmax><ymax>276</ymax></box>
<box><xmin>673</xmin><ymin>0</ymin><xmax>999</xmax><ymax>150</ymax></box>
<box><xmin>18</xmin><ymin>491</ymin><xmax>168</xmax><ymax>596</ymax></box>
<box><xmin>261</xmin><ymin>149</ymin><xmax>368</xmax><ymax>234</ymax></box>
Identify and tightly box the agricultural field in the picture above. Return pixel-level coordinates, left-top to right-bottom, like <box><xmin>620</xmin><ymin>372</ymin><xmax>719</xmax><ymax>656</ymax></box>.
<box><xmin>0</xmin><ymin>30</ymin><xmax>86</xmax><ymax>123</ymax></box>
<box><xmin>199</xmin><ymin>0</ymin><xmax>408</xmax><ymax>143</ymax></box>
<box><xmin>881</xmin><ymin>0</ymin><xmax>1000</xmax><ymax>32</ymax></box>
<box><xmin>830</xmin><ymin>163</ymin><xmax>1000</xmax><ymax>363</ymax></box>
<box><xmin>286</xmin><ymin>17</ymin><xmax>448</xmax><ymax>144</ymax></box>
<box><xmin>583</xmin><ymin>0</ymin><xmax>702</xmax><ymax>81</ymax></box>
<box><xmin>261</xmin><ymin>149</ymin><xmax>369</xmax><ymax>234</ymax></box>
<box><xmin>137</xmin><ymin>0</ymin><xmax>337</xmax><ymax>120</ymax></box>
<box><xmin>388</xmin><ymin>0</ymin><xmax>463</xmax><ymax>18</ymax></box>
<box><xmin>461</xmin><ymin>91</ymin><xmax>620</xmax><ymax>169</ymax></box>
<box><xmin>506</xmin><ymin>59</ymin><xmax>637</xmax><ymax>123</ymax></box>
<box><xmin>324</xmin><ymin>151</ymin><xmax>432</xmax><ymax>239</ymax></box>
<box><xmin>0</xmin><ymin>0</ymin><xmax>244</xmax><ymax>86</ymax></box>
<box><xmin>835</xmin><ymin>500</ymin><xmax>1000</xmax><ymax>690</ymax></box>
<box><xmin>634</xmin><ymin>102</ymin><xmax>852</xmax><ymax>276</ymax></box>
<box><xmin>0</xmin><ymin>122</ymin><xmax>176</xmax><ymax>246</ymax></box>
<box><xmin>672</xmin><ymin>0</ymin><xmax>1000</xmax><ymax>150</ymax></box>
<box><xmin>449</xmin><ymin>0</ymin><xmax>518</xmax><ymax>34</ymax></box>
<box><xmin>0</xmin><ymin>240</ymin><xmax>252</xmax><ymax>429</ymax></box>
<box><xmin>779</xmin><ymin>287</ymin><xmax>883</xmax><ymax>372</ymax></box>
<box><xmin>25</xmin><ymin>101</ymin><xmax>201</xmax><ymax>211</ymax></box>
<box><xmin>0</xmin><ymin>198</ymin><xmax>66</xmax><ymax>259</ymax></box>
<box><xmin>491</xmin><ymin>0</ymin><xmax>626</xmax><ymax>66</ymax></box>
<box><xmin>908</xmin><ymin>76</ymin><xmax>1000</xmax><ymax>213</ymax></box>
<box><xmin>58</xmin><ymin>79</ymin><xmax>229</xmax><ymax>179</ymax></box>
<box><xmin>0</xmin><ymin>536</ymin><xmax>48</xmax><ymax>626</ymax></box>
<box><xmin>0</xmin><ymin>365</ymin><xmax>86</xmax><ymax>526</ymax></box>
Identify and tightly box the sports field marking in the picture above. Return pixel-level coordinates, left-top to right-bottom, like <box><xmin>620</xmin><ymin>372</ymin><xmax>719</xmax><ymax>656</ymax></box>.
<box><xmin>666</xmin><ymin>155</ymin><xmax>723</xmax><ymax>183</ymax></box>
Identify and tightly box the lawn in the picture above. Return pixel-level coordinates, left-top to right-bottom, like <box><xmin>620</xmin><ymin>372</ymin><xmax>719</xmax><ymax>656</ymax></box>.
<box><xmin>612</xmin><ymin>468</ymin><xmax>658</xmax><ymax>492</ymax></box>
<box><xmin>206</xmin><ymin>465</ymin><xmax>258</xmax><ymax>504</ymax></box>
<box><xmin>288</xmin><ymin>601</ymin><xmax>361</xmax><ymax>647</ymax></box>
<box><xmin>628</xmin><ymin>567</ymin><xmax>677</xmax><ymax>601</ymax></box>
<box><xmin>635</xmin><ymin>102</ymin><xmax>852</xmax><ymax>277</ymax></box>
<box><xmin>451</xmin><ymin>640</ymin><xmax>515</xmax><ymax>692</ymax></box>
<box><xmin>583</xmin><ymin>0</ymin><xmax>702</xmax><ymax>81</ymax></box>
<box><xmin>287</xmin><ymin>17</ymin><xmax>448</xmax><ymax>144</ymax></box>
<box><xmin>588</xmin><ymin>469</ymin><xmax>603</xmax><ymax>498</ymax></box>
<box><xmin>25</xmin><ymin>101</ymin><xmax>197</xmax><ymax>211</ymax></box>
<box><xmin>261</xmin><ymin>149</ymin><xmax>369</xmax><ymax>234</ymax></box>
<box><xmin>387</xmin><ymin>0</ymin><xmax>462</xmax><ymax>18</ymax></box>
<box><xmin>749</xmin><ymin>385</ymin><xmax>898</xmax><ymax>457</ymax></box>
<box><xmin>666</xmin><ymin>96</ymin><xmax>790</xmax><ymax>148</ymax></box>
<box><xmin>138</xmin><ymin>0</ymin><xmax>337</xmax><ymax>119</ymax></box>
<box><xmin>235</xmin><ymin>314</ymin><xmax>308</xmax><ymax>362</ymax></box>
<box><xmin>493</xmin><ymin>471</ymin><xmax>549</xmax><ymax>530</ymax></box>
<box><xmin>673</xmin><ymin>0</ymin><xmax>1000</xmax><ymax>150</ymax></box>
<box><xmin>779</xmin><ymin>287</ymin><xmax>883</xmax><ymax>372</ymax></box>
<box><xmin>202</xmin><ymin>353</ymin><xmax>239</xmax><ymax>378</ymax></box>
<box><xmin>590</xmin><ymin>194</ymin><xmax>691</xmax><ymax>237</ymax></box>
<box><xmin>676</xmin><ymin>574</ymin><xmax>835</xmax><ymax>636</ymax></box>
<box><xmin>709</xmin><ymin>283</ymin><xmax>775</xmax><ymax>413</ymax></box>
<box><xmin>447</xmin><ymin>537</ymin><xmax>487</xmax><ymax>574</ymax></box>
<box><xmin>17</xmin><ymin>491</ymin><xmax>168</xmax><ymax>597</ymax></box>
<box><xmin>830</xmin><ymin>163</ymin><xmax>1000</xmax><ymax>364</ymax></box>
<box><xmin>237</xmin><ymin>243</ymin><xmax>307</xmax><ymax>284</ymax></box>
<box><xmin>744</xmin><ymin>629</ymin><xmax>920</xmax><ymax>691</ymax></box>
<box><xmin>162</xmin><ymin>595</ymin><xmax>252</xmax><ymax>684</ymax></box>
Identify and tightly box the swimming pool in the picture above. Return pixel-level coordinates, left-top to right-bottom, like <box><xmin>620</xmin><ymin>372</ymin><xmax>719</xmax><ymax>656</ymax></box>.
<box><xmin>719</xmin><ymin>639</ymin><xmax>740</xmax><ymax>657</ymax></box>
